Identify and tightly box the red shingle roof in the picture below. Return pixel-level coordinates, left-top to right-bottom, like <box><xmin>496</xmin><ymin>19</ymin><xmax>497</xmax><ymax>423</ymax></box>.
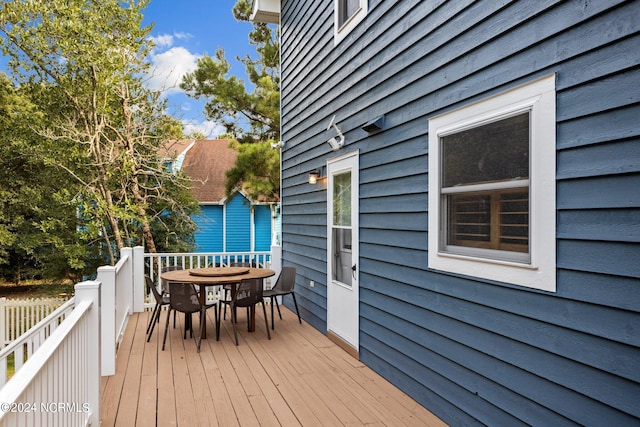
<box><xmin>180</xmin><ymin>139</ymin><xmax>238</xmax><ymax>203</ymax></box>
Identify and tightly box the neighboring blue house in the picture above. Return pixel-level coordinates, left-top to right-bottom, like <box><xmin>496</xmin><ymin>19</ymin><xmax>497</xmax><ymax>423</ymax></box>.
<box><xmin>252</xmin><ymin>0</ymin><xmax>639</xmax><ymax>425</ymax></box>
<box><xmin>167</xmin><ymin>139</ymin><xmax>279</xmax><ymax>253</ymax></box>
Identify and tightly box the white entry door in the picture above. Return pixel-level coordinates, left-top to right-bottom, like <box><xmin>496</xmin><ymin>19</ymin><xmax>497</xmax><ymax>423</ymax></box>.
<box><xmin>327</xmin><ymin>151</ymin><xmax>359</xmax><ymax>352</ymax></box>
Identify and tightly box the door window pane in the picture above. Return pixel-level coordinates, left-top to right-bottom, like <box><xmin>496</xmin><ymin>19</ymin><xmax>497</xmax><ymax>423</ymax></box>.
<box><xmin>333</xmin><ymin>171</ymin><xmax>351</xmax><ymax>226</ymax></box>
<box><xmin>332</xmin><ymin>228</ymin><xmax>352</xmax><ymax>286</ymax></box>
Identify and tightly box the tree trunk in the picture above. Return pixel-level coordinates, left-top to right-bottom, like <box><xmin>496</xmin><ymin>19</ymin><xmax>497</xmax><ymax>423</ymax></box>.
<box><xmin>129</xmin><ymin>175</ymin><xmax>156</xmax><ymax>253</ymax></box>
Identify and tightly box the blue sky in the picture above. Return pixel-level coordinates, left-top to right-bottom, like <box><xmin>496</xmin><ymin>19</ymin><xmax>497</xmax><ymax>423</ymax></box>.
<box><xmin>141</xmin><ymin>0</ymin><xmax>256</xmax><ymax>138</ymax></box>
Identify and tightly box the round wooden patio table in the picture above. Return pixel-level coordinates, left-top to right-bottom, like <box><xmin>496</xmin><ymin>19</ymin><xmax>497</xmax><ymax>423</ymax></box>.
<box><xmin>160</xmin><ymin>267</ymin><xmax>275</xmax><ymax>339</ymax></box>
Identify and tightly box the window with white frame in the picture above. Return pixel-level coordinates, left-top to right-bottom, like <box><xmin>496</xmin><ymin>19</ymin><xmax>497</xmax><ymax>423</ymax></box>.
<box><xmin>334</xmin><ymin>0</ymin><xmax>367</xmax><ymax>45</ymax></box>
<box><xmin>428</xmin><ymin>74</ymin><xmax>557</xmax><ymax>292</ymax></box>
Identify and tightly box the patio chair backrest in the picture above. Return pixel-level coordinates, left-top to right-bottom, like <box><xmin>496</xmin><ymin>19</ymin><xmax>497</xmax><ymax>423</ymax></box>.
<box><xmin>233</xmin><ymin>279</ymin><xmax>264</xmax><ymax>308</ymax></box>
<box><xmin>161</xmin><ymin>265</ymin><xmax>184</xmax><ymax>294</ymax></box>
<box><xmin>168</xmin><ymin>282</ymin><xmax>201</xmax><ymax>314</ymax></box>
<box><xmin>273</xmin><ymin>267</ymin><xmax>296</xmax><ymax>293</ymax></box>
<box><xmin>146</xmin><ymin>275</ymin><xmax>163</xmax><ymax>304</ymax></box>
<box><xmin>230</xmin><ymin>261</ymin><xmax>253</xmax><ymax>267</ymax></box>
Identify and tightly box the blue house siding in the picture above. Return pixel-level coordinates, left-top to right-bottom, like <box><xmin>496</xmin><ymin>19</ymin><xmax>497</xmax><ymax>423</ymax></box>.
<box><xmin>193</xmin><ymin>205</ymin><xmax>223</xmax><ymax>252</ymax></box>
<box><xmin>280</xmin><ymin>0</ymin><xmax>640</xmax><ymax>425</ymax></box>
<box><xmin>192</xmin><ymin>195</ymin><xmax>278</xmax><ymax>253</ymax></box>
<box><xmin>254</xmin><ymin>205</ymin><xmax>272</xmax><ymax>251</ymax></box>
<box><xmin>225</xmin><ymin>193</ymin><xmax>252</xmax><ymax>252</ymax></box>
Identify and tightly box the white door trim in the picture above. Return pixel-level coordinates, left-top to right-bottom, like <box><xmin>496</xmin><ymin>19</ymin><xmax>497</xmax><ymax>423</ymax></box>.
<box><xmin>327</xmin><ymin>150</ymin><xmax>359</xmax><ymax>352</ymax></box>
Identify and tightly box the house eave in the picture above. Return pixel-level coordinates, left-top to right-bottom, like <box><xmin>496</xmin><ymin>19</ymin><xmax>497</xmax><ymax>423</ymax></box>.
<box><xmin>250</xmin><ymin>0</ymin><xmax>280</xmax><ymax>24</ymax></box>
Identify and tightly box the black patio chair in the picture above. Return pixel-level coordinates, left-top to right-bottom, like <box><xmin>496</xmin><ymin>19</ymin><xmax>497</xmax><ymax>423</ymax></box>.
<box><xmin>162</xmin><ymin>282</ymin><xmax>219</xmax><ymax>352</ymax></box>
<box><xmin>161</xmin><ymin>265</ymin><xmax>184</xmax><ymax>328</ymax></box>
<box><xmin>145</xmin><ymin>275</ymin><xmax>170</xmax><ymax>342</ymax></box>
<box><xmin>262</xmin><ymin>267</ymin><xmax>301</xmax><ymax>330</ymax></box>
<box><xmin>223</xmin><ymin>278</ymin><xmax>270</xmax><ymax>345</ymax></box>
<box><xmin>220</xmin><ymin>262</ymin><xmax>253</xmax><ymax>320</ymax></box>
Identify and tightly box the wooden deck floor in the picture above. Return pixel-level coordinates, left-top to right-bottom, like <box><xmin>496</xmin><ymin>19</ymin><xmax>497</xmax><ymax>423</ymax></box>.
<box><xmin>100</xmin><ymin>305</ymin><xmax>446</xmax><ymax>426</ymax></box>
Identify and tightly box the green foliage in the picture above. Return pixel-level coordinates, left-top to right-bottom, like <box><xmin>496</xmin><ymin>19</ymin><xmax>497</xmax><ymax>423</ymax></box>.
<box><xmin>225</xmin><ymin>141</ymin><xmax>280</xmax><ymax>201</ymax></box>
<box><xmin>0</xmin><ymin>0</ymin><xmax>199</xmax><ymax>280</ymax></box>
<box><xmin>0</xmin><ymin>75</ymin><xmax>91</xmax><ymax>281</ymax></box>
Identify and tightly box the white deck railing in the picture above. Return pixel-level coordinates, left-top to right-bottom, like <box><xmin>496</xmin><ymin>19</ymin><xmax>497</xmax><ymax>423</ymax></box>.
<box><xmin>0</xmin><ymin>245</ymin><xmax>280</xmax><ymax>426</ymax></box>
<box><xmin>97</xmin><ymin>247</ymin><xmax>143</xmax><ymax>376</ymax></box>
<box><xmin>1</xmin><ymin>296</ymin><xmax>69</xmax><ymax>348</ymax></box>
<box><xmin>0</xmin><ymin>299</ymin><xmax>75</xmax><ymax>387</ymax></box>
<box><xmin>0</xmin><ymin>282</ymin><xmax>101</xmax><ymax>427</ymax></box>
<box><xmin>144</xmin><ymin>250</ymin><xmax>277</xmax><ymax>292</ymax></box>
<box><xmin>145</xmin><ymin>250</ymin><xmax>272</xmax><ymax>277</ymax></box>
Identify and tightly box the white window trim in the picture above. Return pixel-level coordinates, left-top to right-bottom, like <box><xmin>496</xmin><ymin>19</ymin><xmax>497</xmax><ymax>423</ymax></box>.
<box><xmin>428</xmin><ymin>74</ymin><xmax>557</xmax><ymax>292</ymax></box>
<box><xmin>334</xmin><ymin>0</ymin><xmax>368</xmax><ymax>45</ymax></box>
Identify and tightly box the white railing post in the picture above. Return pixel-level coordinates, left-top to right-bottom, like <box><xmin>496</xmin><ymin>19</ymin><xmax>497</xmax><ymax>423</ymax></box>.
<box><xmin>271</xmin><ymin>244</ymin><xmax>282</xmax><ymax>277</ymax></box>
<box><xmin>132</xmin><ymin>246</ymin><xmax>145</xmax><ymax>313</ymax></box>
<box><xmin>0</xmin><ymin>298</ymin><xmax>5</xmax><ymax>349</ymax></box>
<box><xmin>97</xmin><ymin>265</ymin><xmax>116</xmax><ymax>376</ymax></box>
<box><xmin>74</xmin><ymin>281</ymin><xmax>101</xmax><ymax>427</ymax></box>
<box><xmin>121</xmin><ymin>247</ymin><xmax>134</xmax><ymax>316</ymax></box>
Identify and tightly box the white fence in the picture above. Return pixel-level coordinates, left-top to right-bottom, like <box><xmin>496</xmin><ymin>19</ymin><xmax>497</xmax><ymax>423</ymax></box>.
<box><xmin>1</xmin><ymin>297</ymin><xmax>70</xmax><ymax>348</ymax></box>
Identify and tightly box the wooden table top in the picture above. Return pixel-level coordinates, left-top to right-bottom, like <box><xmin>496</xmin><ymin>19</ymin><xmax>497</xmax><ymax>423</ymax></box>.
<box><xmin>161</xmin><ymin>267</ymin><xmax>275</xmax><ymax>285</ymax></box>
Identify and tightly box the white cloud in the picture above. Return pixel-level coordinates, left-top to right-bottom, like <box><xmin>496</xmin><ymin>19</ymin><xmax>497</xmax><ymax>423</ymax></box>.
<box><xmin>150</xmin><ymin>34</ymin><xmax>174</xmax><ymax>49</ymax></box>
<box><xmin>148</xmin><ymin>46</ymin><xmax>199</xmax><ymax>95</ymax></box>
<box><xmin>174</xmin><ymin>32</ymin><xmax>192</xmax><ymax>41</ymax></box>
<box><xmin>182</xmin><ymin>119</ymin><xmax>226</xmax><ymax>139</ymax></box>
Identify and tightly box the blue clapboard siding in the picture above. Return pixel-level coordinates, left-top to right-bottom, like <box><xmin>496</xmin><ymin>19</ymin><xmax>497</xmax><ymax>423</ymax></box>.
<box><xmin>225</xmin><ymin>193</ymin><xmax>251</xmax><ymax>252</ymax></box>
<box><xmin>193</xmin><ymin>205</ymin><xmax>223</xmax><ymax>252</ymax></box>
<box><xmin>254</xmin><ymin>204</ymin><xmax>272</xmax><ymax>251</ymax></box>
<box><xmin>280</xmin><ymin>0</ymin><xmax>640</xmax><ymax>425</ymax></box>
<box><xmin>192</xmin><ymin>195</ymin><xmax>277</xmax><ymax>253</ymax></box>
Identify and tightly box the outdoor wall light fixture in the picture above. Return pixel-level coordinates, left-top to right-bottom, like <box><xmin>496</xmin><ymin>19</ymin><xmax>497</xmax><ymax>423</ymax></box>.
<box><xmin>308</xmin><ymin>170</ymin><xmax>320</xmax><ymax>184</ymax></box>
<box><xmin>327</xmin><ymin>115</ymin><xmax>345</xmax><ymax>151</ymax></box>
<box><xmin>308</xmin><ymin>167</ymin><xmax>325</xmax><ymax>184</ymax></box>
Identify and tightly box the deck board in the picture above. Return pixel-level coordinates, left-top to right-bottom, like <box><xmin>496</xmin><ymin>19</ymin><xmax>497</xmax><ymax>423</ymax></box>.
<box><xmin>101</xmin><ymin>306</ymin><xmax>447</xmax><ymax>426</ymax></box>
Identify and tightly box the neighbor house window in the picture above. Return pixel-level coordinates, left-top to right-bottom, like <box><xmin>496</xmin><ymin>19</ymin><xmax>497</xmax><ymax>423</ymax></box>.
<box><xmin>428</xmin><ymin>74</ymin><xmax>557</xmax><ymax>292</ymax></box>
<box><xmin>334</xmin><ymin>0</ymin><xmax>367</xmax><ymax>45</ymax></box>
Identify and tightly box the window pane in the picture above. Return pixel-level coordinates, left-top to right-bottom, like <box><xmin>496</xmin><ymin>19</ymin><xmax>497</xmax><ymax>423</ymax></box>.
<box><xmin>332</xmin><ymin>228</ymin><xmax>352</xmax><ymax>286</ymax></box>
<box><xmin>499</xmin><ymin>192</ymin><xmax>529</xmax><ymax>252</ymax></box>
<box><xmin>447</xmin><ymin>194</ymin><xmax>491</xmax><ymax>247</ymax></box>
<box><xmin>333</xmin><ymin>171</ymin><xmax>351</xmax><ymax>226</ymax></box>
<box><xmin>442</xmin><ymin>112</ymin><xmax>530</xmax><ymax>187</ymax></box>
<box><xmin>339</xmin><ymin>0</ymin><xmax>360</xmax><ymax>27</ymax></box>
<box><xmin>446</xmin><ymin>190</ymin><xmax>529</xmax><ymax>254</ymax></box>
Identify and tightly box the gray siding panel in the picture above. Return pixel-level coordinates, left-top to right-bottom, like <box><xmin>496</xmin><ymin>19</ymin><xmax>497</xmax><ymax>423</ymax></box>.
<box><xmin>558</xmin><ymin>174</ymin><xmax>640</xmax><ymax>209</ymax></box>
<box><xmin>557</xmin><ymin>209</ymin><xmax>640</xmax><ymax>242</ymax></box>
<box><xmin>281</xmin><ymin>0</ymin><xmax>640</xmax><ymax>424</ymax></box>
<box><xmin>557</xmin><ymin>139</ymin><xmax>640</xmax><ymax>179</ymax></box>
<box><xmin>558</xmin><ymin>104</ymin><xmax>640</xmax><ymax>148</ymax></box>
